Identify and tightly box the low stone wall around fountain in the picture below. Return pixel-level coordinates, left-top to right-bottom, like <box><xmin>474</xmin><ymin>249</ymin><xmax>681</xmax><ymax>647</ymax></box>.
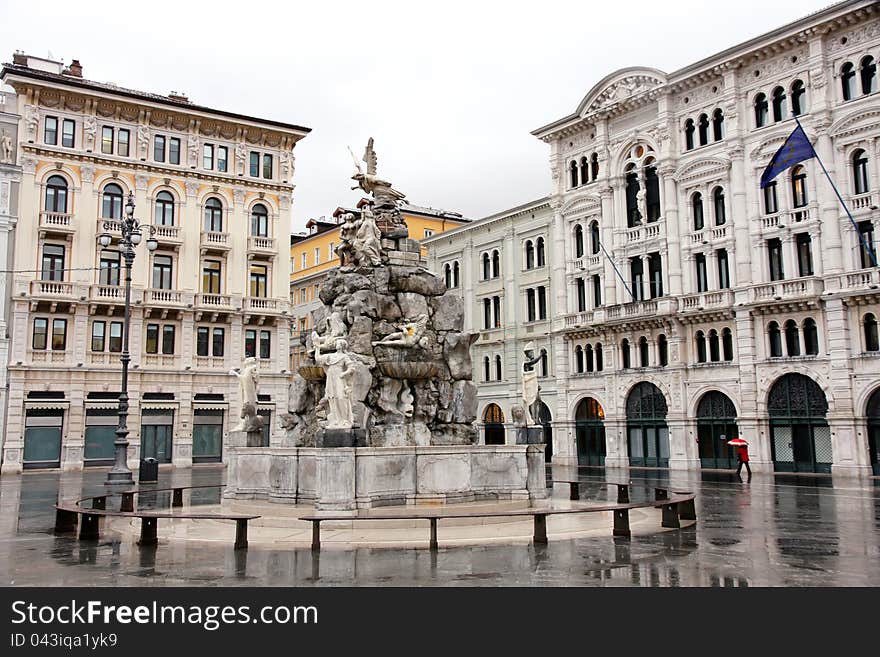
<box><xmin>224</xmin><ymin>444</ymin><xmax>547</xmax><ymax>510</ymax></box>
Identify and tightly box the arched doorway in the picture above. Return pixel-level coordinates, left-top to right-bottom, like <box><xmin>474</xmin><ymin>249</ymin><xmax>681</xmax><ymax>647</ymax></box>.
<box><xmin>575</xmin><ymin>397</ymin><xmax>605</xmax><ymax>467</ymax></box>
<box><xmin>865</xmin><ymin>389</ymin><xmax>880</xmax><ymax>476</ymax></box>
<box><xmin>769</xmin><ymin>373</ymin><xmax>831</xmax><ymax>473</ymax></box>
<box><xmin>626</xmin><ymin>382</ymin><xmax>669</xmax><ymax>467</ymax></box>
<box><xmin>535</xmin><ymin>400</ymin><xmax>553</xmax><ymax>461</ymax></box>
<box><xmin>696</xmin><ymin>391</ymin><xmax>738</xmax><ymax>469</ymax></box>
<box><xmin>483</xmin><ymin>404</ymin><xmax>505</xmax><ymax>445</ymax></box>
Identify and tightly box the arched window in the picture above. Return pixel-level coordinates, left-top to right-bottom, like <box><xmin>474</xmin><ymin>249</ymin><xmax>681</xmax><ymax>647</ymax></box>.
<box><xmin>697</xmin><ymin>113</ymin><xmax>709</xmax><ymax>146</ymax></box>
<box><xmin>491</xmin><ymin>250</ymin><xmax>500</xmax><ymax>278</ymax></box>
<box><xmin>768</xmin><ymin>321</ymin><xmax>783</xmax><ymax>357</ymax></box>
<box><xmin>444</xmin><ymin>263</ymin><xmax>452</xmax><ymax>288</ymax></box>
<box><xmin>570</xmin><ymin>161</ymin><xmax>578</xmax><ymax>188</ymax></box>
<box><xmin>708</xmin><ymin>329</ymin><xmax>720</xmax><ymax>362</ymax></box>
<box><xmin>692</xmin><ymin>192</ymin><xmax>704</xmax><ymax>231</ymax></box>
<box><xmin>861</xmin><ymin>56</ymin><xmax>877</xmax><ymax>95</ymax></box>
<box><xmin>575</xmin><ymin>345</ymin><xmax>584</xmax><ymax>373</ymax></box>
<box><xmin>625</xmin><ymin>166</ymin><xmax>641</xmax><ymax>227</ymax></box>
<box><xmin>250</xmin><ymin>203</ymin><xmax>269</xmax><ymax>237</ymax></box>
<box><xmin>791</xmin><ymin>80</ymin><xmax>806</xmax><ymax>116</ymax></box>
<box><xmin>580</xmin><ymin>156</ymin><xmax>589</xmax><ymax>185</ymax></box>
<box><xmin>204</xmin><ymin>197</ymin><xmax>223</xmax><ymax>232</ymax></box>
<box><xmin>101</xmin><ymin>183</ymin><xmax>124</xmax><ymax>219</ymax></box>
<box><xmin>842</xmin><ymin>62</ymin><xmax>856</xmax><ymax>101</ymax></box>
<box><xmin>525</xmin><ymin>240</ymin><xmax>535</xmax><ymax>270</ymax></box>
<box><xmin>785</xmin><ymin>319</ymin><xmax>800</xmax><ymax>357</ymax></box>
<box><xmin>540</xmin><ymin>349</ymin><xmax>548</xmax><ymax>377</ymax></box>
<box><xmin>684</xmin><ymin>118</ymin><xmax>695</xmax><ymax>150</ymax></box>
<box><xmin>44</xmin><ymin>175</ymin><xmax>68</xmax><ymax>213</ymax></box>
<box><xmin>755</xmin><ymin>93</ymin><xmax>769</xmax><ymax>127</ymax></box>
<box><xmin>722</xmin><ymin>328</ymin><xmax>734</xmax><ymax>361</ymax></box>
<box><xmin>791</xmin><ymin>165</ymin><xmax>808</xmax><ymax>208</ymax></box>
<box><xmin>453</xmin><ymin>261</ymin><xmax>460</xmax><ymax>287</ymax></box>
<box><xmin>772</xmin><ymin>86</ymin><xmax>787</xmax><ymax>122</ymax></box>
<box><xmin>713</xmin><ymin>187</ymin><xmax>726</xmax><ymax>226</ymax></box>
<box><xmin>574</xmin><ymin>224</ymin><xmax>585</xmax><ymax>258</ymax></box>
<box><xmin>154</xmin><ymin>190</ymin><xmax>175</xmax><ymax>226</ymax></box>
<box><xmin>595</xmin><ymin>343</ymin><xmax>603</xmax><ymax>371</ymax></box>
<box><xmin>712</xmin><ymin>108</ymin><xmax>724</xmax><ymax>141</ymax></box>
<box><xmin>865</xmin><ymin>313</ymin><xmax>879</xmax><ymax>352</ymax></box>
<box><xmin>621</xmin><ymin>339</ymin><xmax>631</xmax><ymax>369</ymax></box>
<box><xmin>658</xmin><ymin>334</ymin><xmax>668</xmax><ymax>367</ymax></box>
<box><xmin>696</xmin><ymin>330</ymin><xmax>707</xmax><ymax>363</ymax></box>
<box><xmin>585</xmin><ymin>344</ymin><xmax>594</xmax><ymax>372</ymax></box>
<box><xmin>644</xmin><ymin>163</ymin><xmax>661</xmax><ymax>222</ymax></box>
<box><xmin>536</xmin><ymin>237</ymin><xmax>545</xmax><ymax>267</ymax></box>
<box><xmin>483</xmin><ymin>356</ymin><xmax>491</xmax><ymax>381</ymax></box>
<box><xmin>590</xmin><ymin>221</ymin><xmax>600</xmax><ymax>255</ymax></box>
<box><xmin>639</xmin><ymin>336</ymin><xmax>649</xmax><ymax>367</ymax></box>
<box><xmin>482</xmin><ymin>252</ymin><xmax>490</xmax><ymax>280</ymax></box>
<box><xmin>803</xmin><ymin>318</ymin><xmax>819</xmax><ymax>355</ymax></box>
<box><xmin>494</xmin><ymin>354</ymin><xmax>502</xmax><ymax>380</ymax></box>
<box><xmin>590</xmin><ymin>153</ymin><xmax>599</xmax><ymax>180</ymax></box>
<box><xmin>853</xmin><ymin>149</ymin><xmax>870</xmax><ymax>195</ymax></box>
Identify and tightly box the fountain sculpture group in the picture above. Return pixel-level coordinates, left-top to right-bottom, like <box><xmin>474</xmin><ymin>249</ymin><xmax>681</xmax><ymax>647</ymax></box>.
<box><xmin>225</xmin><ymin>139</ymin><xmax>547</xmax><ymax>510</ymax></box>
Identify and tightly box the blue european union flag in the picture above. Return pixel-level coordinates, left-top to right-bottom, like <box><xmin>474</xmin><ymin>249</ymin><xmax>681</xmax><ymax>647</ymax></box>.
<box><xmin>760</xmin><ymin>124</ymin><xmax>816</xmax><ymax>188</ymax></box>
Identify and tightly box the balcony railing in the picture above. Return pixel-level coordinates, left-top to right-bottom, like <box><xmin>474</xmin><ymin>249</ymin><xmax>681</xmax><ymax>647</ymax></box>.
<box><xmin>39</xmin><ymin>211</ymin><xmax>74</xmax><ymax>232</ymax></box>
<box><xmin>195</xmin><ymin>355</ymin><xmax>227</xmax><ymax>369</ymax></box>
<box><xmin>679</xmin><ymin>290</ymin><xmax>733</xmax><ymax>311</ymax></box>
<box><xmin>143</xmin><ymin>354</ymin><xmax>180</xmax><ymax>368</ymax></box>
<box><xmin>28</xmin><ymin>350</ymin><xmax>67</xmax><ymax>364</ymax></box>
<box><xmin>30</xmin><ymin>280</ymin><xmax>74</xmax><ymax>297</ymax></box>
<box><xmin>625</xmin><ymin>221</ymin><xmax>662</xmax><ymax>244</ymax></box>
<box><xmin>145</xmin><ymin>288</ymin><xmax>184</xmax><ymax>305</ymax></box>
<box><xmin>606</xmin><ymin>299</ymin><xmax>658</xmax><ymax>319</ymax></box>
<box><xmin>248</xmin><ymin>236</ymin><xmax>276</xmax><ymax>252</ymax></box>
<box><xmin>747</xmin><ymin>276</ymin><xmax>823</xmax><ymax>303</ymax></box>
<box><xmin>788</xmin><ymin>206</ymin><xmax>815</xmax><ymax>224</ymax></box>
<box><xmin>243</xmin><ymin>297</ymin><xmax>279</xmax><ymax>312</ymax></box>
<box><xmin>564</xmin><ymin>311</ymin><xmax>594</xmax><ymax>327</ymax></box>
<box><xmin>98</xmin><ymin>218</ymin><xmax>123</xmax><ymax>235</ymax></box>
<box><xmin>851</xmin><ymin>192</ymin><xmax>877</xmax><ymax>212</ymax></box>
<box><xmin>571</xmin><ymin>255</ymin><xmax>601</xmax><ymax>271</ymax></box>
<box><xmin>195</xmin><ymin>293</ymin><xmax>234</xmax><ymax>308</ymax></box>
<box><xmin>150</xmin><ymin>224</ymin><xmax>182</xmax><ymax>243</ymax></box>
<box><xmin>200</xmin><ymin>231</ymin><xmax>230</xmax><ymax>249</ymax></box>
<box><xmin>761</xmin><ymin>213</ymin><xmax>782</xmax><ymax>230</ymax></box>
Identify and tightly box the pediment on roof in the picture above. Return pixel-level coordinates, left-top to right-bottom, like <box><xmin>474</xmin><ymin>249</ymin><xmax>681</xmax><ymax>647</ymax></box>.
<box><xmin>560</xmin><ymin>193</ymin><xmax>602</xmax><ymax>218</ymax></box>
<box><xmin>830</xmin><ymin>107</ymin><xmax>880</xmax><ymax>139</ymax></box>
<box><xmin>577</xmin><ymin>67</ymin><xmax>667</xmax><ymax>116</ymax></box>
<box><xmin>672</xmin><ymin>157</ymin><xmax>731</xmax><ymax>185</ymax></box>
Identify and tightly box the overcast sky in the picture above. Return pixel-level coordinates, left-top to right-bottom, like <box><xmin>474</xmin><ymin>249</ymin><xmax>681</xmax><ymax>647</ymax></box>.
<box><xmin>2</xmin><ymin>0</ymin><xmax>832</xmax><ymax>232</ymax></box>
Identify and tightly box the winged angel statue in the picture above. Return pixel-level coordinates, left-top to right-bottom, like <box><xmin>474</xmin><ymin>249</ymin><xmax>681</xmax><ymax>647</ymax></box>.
<box><xmin>349</xmin><ymin>138</ymin><xmax>407</xmax><ymax>209</ymax></box>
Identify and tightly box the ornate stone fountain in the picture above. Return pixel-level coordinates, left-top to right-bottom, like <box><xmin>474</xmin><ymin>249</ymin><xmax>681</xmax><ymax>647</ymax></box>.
<box><xmin>225</xmin><ymin>139</ymin><xmax>546</xmax><ymax>510</ymax></box>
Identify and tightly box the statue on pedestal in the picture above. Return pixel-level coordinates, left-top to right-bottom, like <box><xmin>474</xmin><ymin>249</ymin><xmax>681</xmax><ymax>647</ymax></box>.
<box><xmin>0</xmin><ymin>129</ymin><xmax>13</xmax><ymax>164</ymax></box>
<box><xmin>521</xmin><ymin>342</ymin><xmax>542</xmax><ymax>425</ymax></box>
<box><xmin>353</xmin><ymin>209</ymin><xmax>383</xmax><ymax>266</ymax></box>
<box><xmin>231</xmin><ymin>357</ymin><xmax>264</xmax><ymax>433</ymax></box>
<box><xmin>83</xmin><ymin>116</ymin><xmax>97</xmax><ymax>152</ymax></box>
<box><xmin>315</xmin><ymin>339</ymin><xmax>357</xmax><ymax>430</ymax></box>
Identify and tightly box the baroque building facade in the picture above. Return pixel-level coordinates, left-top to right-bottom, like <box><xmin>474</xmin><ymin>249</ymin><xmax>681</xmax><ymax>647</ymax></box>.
<box><xmin>429</xmin><ymin>0</ymin><xmax>880</xmax><ymax>477</ymax></box>
<box><xmin>0</xmin><ymin>53</ymin><xmax>309</xmax><ymax>472</ymax></box>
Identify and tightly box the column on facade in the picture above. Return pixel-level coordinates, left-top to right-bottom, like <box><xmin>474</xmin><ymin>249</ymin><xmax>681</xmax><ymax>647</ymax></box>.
<box><xmin>729</xmin><ymin>147</ymin><xmax>752</xmax><ymax>285</ymax></box>
<box><xmin>660</xmin><ymin>167</ymin><xmax>683</xmax><ymax>296</ymax></box>
<box><xmin>706</xmin><ymin>250</ymin><xmax>718</xmax><ymax>291</ymax></box>
<box><xmin>734</xmin><ymin>311</ymin><xmax>764</xmax><ymax>470</ymax></box>
<box><xmin>599</xmin><ymin>186</ymin><xmax>616</xmax><ymax>306</ymax></box>
<box><xmin>550</xmin><ymin>203</ymin><xmax>567</xmax><ymax>318</ymax></box>
<box><xmin>814</xmin><ymin>117</ymin><xmax>844</xmax><ymax>275</ymax></box>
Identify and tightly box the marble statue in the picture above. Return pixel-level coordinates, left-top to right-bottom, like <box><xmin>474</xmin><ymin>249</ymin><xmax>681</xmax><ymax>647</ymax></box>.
<box><xmin>235</xmin><ymin>142</ymin><xmax>247</xmax><ymax>175</ymax></box>
<box><xmin>349</xmin><ymin>138</ymin><xmax>406</xmax><ymax>209</ymax></box>
<box><xmin>336</xmin><ymin>212</ymin><xmax>359</xmax><ymax>267</ymax></box>
<box><xmin>137</xmin><ymin>125</ymin><xmax>150</xmax><ymax>160</ymax></box>
<box><xmin>231</xmin><ymin>357</ymin><xmax>264</xmax><ymax>433</ymax></box>
<box><xmin>83</xmin><ymin>116</ymin><xmax>97</xmax><ymax>152</ymax></box>
<box><xmin>511</xmin><ymin>405</ymin><xmax>526</xmax><ymax>428</ymax></box>
<box><xmin>521</xmin><ymin>342</ymin><xmax>542</xmax><ymax>425</ymax></box>
<box><xmin>354</xmin><ymin>209</ymin><xmax>383</xmax><ymax>266</ymax></box>
<box><xmin>188</xmin><ymin>134</ymin><xmax>200</xmax><ymax>168</ymax></box>
<box><xmin>0</xmin><ymin>129</ymin><xmax>13</xmax><ymax>164</ymax></box>
<box><xmin>280</xmin><ymin>150</ymin><xmax>294</xmax><ymax>181</ymax></box>
<box><xmin>373</xmin><ymin>314</ymin><xmax>429</xmax><ymax>348</ymax></box>
<box><xmin>24</xmin><ymin>105</ymin><xmax>38</xmax><ymax>142</ymax></box>
<box><xmin>635</xmin><ymin>188</ymin><xmax>646</xmax><ymax>223</ymax></box>
<box><xmin>315</xmin><ymin>339</ymin><xmax>357</xmax><ymax>429</ymax></box>
<box><xmin>311</xmin><ymin>311</ymin><xmax>347</xmax><ymax>355</ymax></box>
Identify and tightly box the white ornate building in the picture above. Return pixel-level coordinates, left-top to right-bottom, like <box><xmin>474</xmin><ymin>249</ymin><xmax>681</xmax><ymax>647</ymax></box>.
<box><xmin>429</xmin><ymin>0</ymin><xmax>880</xmax><ymax>477</ymax></box>
<box><xmin>0</xmin><ymin>53</ymin><xmax>309</xmax><ymax>472</ymax></box>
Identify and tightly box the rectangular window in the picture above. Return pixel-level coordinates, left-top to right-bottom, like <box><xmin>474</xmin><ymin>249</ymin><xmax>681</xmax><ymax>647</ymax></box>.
<box><xmin>493</xmin><ymin>296</ymin><xmax>501</xmax><ymax>328</ymax></box>
<box><xmin>648</xmin><ymin>252</ymin><xmax>663</xmax><ymax>298</ymax></box>
<box><xmin>202</xmin><ymin>260</ymin><xmax>221</xmax><ymax>294</ymax></box>
<box><xmin>145</xmin><ymin>324</ymin><xmax>159</xmax><ymax>354</ymax></box>
<box><xmin>764</xmin><ymin>183</ymin><xmax>778</xmax><ymax>214</ymax></box>
<box><xmin>859</xmin><ymin>220</ymin><xmax>876</xmax><ymax>269</ymax></box>
<box><xmin>193</xmin><ymin>410</ymin><xmax>224</xmax><ymax>462</ymax></box>
<box><xmin>245</xmin><ymin>329</ymin><xmax>257</xmax><ymax>358</ymax></box>
<box><xmin>162</xmin><ymin>325</ymin><xmax>175</xmax><ymax>355</ymax></box>
<box><xmin>91</xmin><ymin>321</ymin><xmax>106</xmax><ymax>352</ymax></box>
<box><xmin>41</xmin><ymin>244</ymin><xmax>65</xmax><ymax>281</ymax></box>
<box><xmin>424</xmin><ymin>229</ymin><xmax>434</xmax><ymax>238</ymax></box>
<box><xmin>328</xmin><ymin>242</ymin><xmax>335</xmax><ymax>260</ymax></box>
<box><xmin>250</xmin><ymin>151</ymin><xmax>260</xmax><ymax>177</ymax></box>
<box><xmin>101</xmin><ymin>126</ymin><xmax>114</xmax><ymax>155</ymax></box>
<box><xmin>630</xmin><ymin>258</ymin><xmax>644</xmax><ymax>301</ymax></box>
<box><xmin>260</xmin><ymin>330</ymin><xmax>271</xmax><ymax>359</ymax></box>
<box><xmin>33</xmin><ymin>318</ymin><xmax>48</xmax><ymax>350</ymax></box>
<box><xmin>796</xmin><ymin>233</ymin><xmax>813</xmax><ymax>276</ymax></box>
<box><xmin>140</xmin><ymin>411</ymin><xmax>173</xmax><ymax>463</ymax></box>
<box><xmin>717</xmin><ymin>249</ymin><xmax>730</xmax><ymax>289</ymax></box>
<box><xmin>197</xmin><ymin>327</ymin><xmax>210</xmax><ymax>357</ymax></box>
<box><xmin>212</xmin><ymin>327</ymin><xmax>225</xmax><ymax>357</ymax></box>
<box><xmin>99</xmin><ymin>250</ymin><xmax>120</xmax><ymax>286</ymax></box>
<box><xmin>576</xmin><ymin>278</ymin><xmax>586</xmax><ymax>312</ymax></box>
<box><xmin>483</xmin><ymin>299</ymin><xmax>491</xmax><ymax>329</ymax></box>
<box><xmin>169</xmin><ymin>137</ymin><xmax>180</xmax><ymax>165</ymax></box>
<box><xmin>109</xmin><ymin>321</ymin><xmax>122</xmax><ymax>352</ymax></box>
<box><xmin>526</xmin><ymin>288</ymin><xmax>536</xmax><ymax>322</ymax></box>
<box><xmin>538</xmin><ymin>286</ymin><xmax>547</xmax><ymax>320</ymax></box>
<box><xmin>262</xmin><ymin>153</ymin><xmax>273</xmax><ymax>179</ymax></box>
<box><xmin>152</xmin><ymin>254</ymin><xmax>173</xmax><ymax>289</ymax></box>
<box><xmin>154</xmin><ymin>134</ymin><xmax>166</xmax><ymax>162</ymax></box>
<box><xmin>84</xmin><ymin>409</ymin><xmax>117</xmax><ymax>464</ymax></box>
<box><xmin>217</xmin><ymin>146</ymin><xmax>228</xmax><ymax>173</ymax></box>
<box><xmin>52</xmin><ymin>319</ymin><xmax>67</xmax><ymax>350</ymax></box>
<box><xmin>44</xmin><ymin>116</ymin><xmax>58</xmax><ymax>145</ymax></box>
<box><xmin>314</xmin><ymin>247</ymin><xmax>321</xmax><ymax>265</ymax></box>
<box><xmin>592</xmin><ymin>274</ymin><xmax>602</xmax><ymax>307</ymax></box>
<box><xmin>249</xmin><ymin>264</ymin><xmax>268</xmax><ymax>298</ymax></box>
<box><xmin>117</xmin><ymin>128</ymin><xmax>129</xmax><ymax>157</ymax></box>
<box><xmin>301</xmin><ymin>253</ymin><xmax>307</xmax><ymax>270</ymax></box>
<box><xmin>695</xmin><ymin>253</ymin><xmax>708</xmax><ymax>292</ymax></box>
<box><xmin>203</xmin><ymin>143</ymin><xmax>214</xmax><ymax>170</ymax></box>
<box><xmin>61</xmin><ymin>119</ymin><xmax>75</xmax><ymax>148</ymax></box>
<box><xmin>768</xmin><ymin>238</ymin><xmax>784</xmax><ymax>281</ymax></box>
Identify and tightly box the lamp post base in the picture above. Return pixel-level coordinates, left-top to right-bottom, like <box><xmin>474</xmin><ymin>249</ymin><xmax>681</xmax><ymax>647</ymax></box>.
<box><xmin>105</xmin><ymin>469</ymin><xmax>134</xmax><ymax>486</ymax></box>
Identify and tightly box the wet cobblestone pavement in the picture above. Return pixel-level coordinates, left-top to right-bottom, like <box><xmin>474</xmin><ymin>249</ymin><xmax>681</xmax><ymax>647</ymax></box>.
<box><xmin>1</xmin><ymin>465</ymin><xmax>878</xmax><ymax>586</ymax></box>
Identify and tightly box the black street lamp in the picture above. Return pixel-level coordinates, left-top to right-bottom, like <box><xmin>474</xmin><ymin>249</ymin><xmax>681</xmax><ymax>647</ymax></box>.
<box><xmin>99</xmin><ymin>192</ymin><xmax>158</xmax><ymax>486</ymax></box>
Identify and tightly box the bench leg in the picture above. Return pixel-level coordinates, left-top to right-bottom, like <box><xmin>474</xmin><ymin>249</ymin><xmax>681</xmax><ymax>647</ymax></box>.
<box><xmin>120</xmin><ymin>492</ymin><xmax>134</xmax><ymax>513</ymax></box>
<box><xmin>138</xmin><ymin>517</ymin><xmax>158</xmax><ymax>546</ymax></box>
<box><xmin>533</xmin><ymin>514</ymin><xmax>548</xmax><ymax>544</ymax></box>
<box><xmin>429</xmin><ymin>518</ymin><xmax>438</xmax><ymax>551</ymax></box>
<box><xmin>91</xmin><ymin>496</ymin><xmax>106</xmax><ymax>510</ymax></box>
<box><xmin>172</xmin><ymin>488</ymin><xmax>184</xmax><ymax>508</ymax></box>
<box><xmin>613</xmin><ymin>508</ymin><xmax>631</xmax><ymax>538</ymax></box>
<box><xmin>54</xmin><ymin>509</ymin><xmax>78</xmax><ymax>534</ymax></box>
<box><xmin>235</xmin><ymin>519</ymin><xmax>248</xmax><ymax>550</ymax></box>
<box><xmin>677</xmin><ymin>498</ymin><xmax>696</xmax><ymax>521</ymax></box>
<box><xmin>655</xmin><ymin>488</ymin><xmax>668</xmax><ymax>501</ymax></box>
<box><xmin>661</xmin><ymin>503</ymin><xmax>680</xmax><ymax>529</ymax></box>
<box><xmin>616</xmin><ymin>484</ymin><xmax>629</xmax><ymax>504</ymax></box>
<box><xmin>569</xmin><ymin>482</ymin><xmax>580</xmax><ymax>501</ymax></box>
<box><xmin>311</xmin><ymin>520</ymin><xmax>321</xmax><ymax>551</ymax></box>
<box><xmin>79</xmin><ymin>513</ymin><xmax>100</xmax><ymax>541</ymax></box>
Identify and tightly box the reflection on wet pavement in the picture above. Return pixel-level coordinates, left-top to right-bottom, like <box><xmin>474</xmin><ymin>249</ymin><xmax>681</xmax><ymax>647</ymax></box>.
<box><xmin>0</xmin><ymin>465</ymin><xmax>878</xmax><ymax>586</ymax></box>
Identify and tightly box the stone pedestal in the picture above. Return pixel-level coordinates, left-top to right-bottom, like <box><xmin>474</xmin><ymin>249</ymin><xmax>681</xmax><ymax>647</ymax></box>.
<box><xmin>515</xmin><ymin>426</ymin><xmax>544</xmax><ymax>445</ymax></box>
<box><xmin>228</xmin><ymin>429</ymin><xmax>264</xmax><ymax>448</ymax></box>
<box><xmin>526</xmin><ymin>444</ymin><xmax>548</xmax><ymax>500</ymax></box>
<box><xmin>317</xmin><ymin>428</ymin><xmax>367</xmax><ymax>448</ymax></box>
<box><xmin>315</xmin><ymin>448</ymin><xmax>356</xmax><ymax>511</ymax></box>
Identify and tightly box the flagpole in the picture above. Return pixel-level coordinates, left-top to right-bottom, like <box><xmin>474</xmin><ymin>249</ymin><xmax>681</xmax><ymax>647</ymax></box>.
<box><xmin>794</xmin><ymin>115</ymin><xmax>878</xmax><ymax>268</ymax></box>
<box><xmin>597</xmin><ymin>237</ymin><xmax>636</xmax><ymax>302</ymax></box>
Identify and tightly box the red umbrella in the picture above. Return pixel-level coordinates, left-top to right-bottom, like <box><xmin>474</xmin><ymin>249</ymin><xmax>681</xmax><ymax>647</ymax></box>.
<box><xmin>727</xmin><ymin>438</ymin><xmax>748</xmax><ymax>447</ymax></box>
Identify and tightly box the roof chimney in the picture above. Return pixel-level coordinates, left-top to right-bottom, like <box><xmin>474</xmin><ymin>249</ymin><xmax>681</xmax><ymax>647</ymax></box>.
<box><xmin>167</xmin><ymin>91</ymin><xmax>190</xmax><ymax>103</ymax></box>
<box><xmin>63</xmin><ymin>59</ymin><xmax>83</xmax><ymax>77</ymax></box>
<box><xmin>12</xmin><ymin>51</ymin><xmax>26</xmax><ymax>65</ymax></box>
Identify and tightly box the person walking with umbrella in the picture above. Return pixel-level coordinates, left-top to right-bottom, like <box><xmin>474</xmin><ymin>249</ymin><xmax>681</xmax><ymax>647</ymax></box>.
<box><xmin>729</xmin><ymin>437</ymin><xmax>751</xmax><ymax>480</ymax></box>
